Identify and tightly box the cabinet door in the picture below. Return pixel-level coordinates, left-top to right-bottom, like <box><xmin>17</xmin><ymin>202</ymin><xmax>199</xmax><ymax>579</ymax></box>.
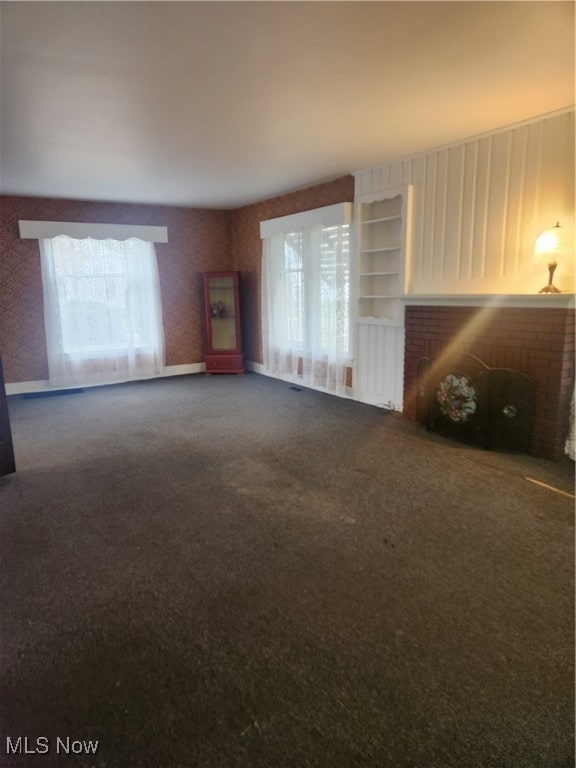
<box><xmin>205</xmin><ymin>273</ymin><xmax>241</xmax><ymax>353</ymax></box>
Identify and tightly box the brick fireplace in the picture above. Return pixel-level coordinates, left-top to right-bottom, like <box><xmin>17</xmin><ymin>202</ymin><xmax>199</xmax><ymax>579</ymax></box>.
<box><xmin>403</xmin><ymin>296</ymin><xmax>575</xmax><ymax>461</ymax></box>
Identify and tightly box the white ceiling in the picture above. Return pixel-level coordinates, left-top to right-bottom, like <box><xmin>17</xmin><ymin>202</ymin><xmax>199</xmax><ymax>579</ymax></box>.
<box><xmin>1</xmin><ymin>1</ymin><xmax>574</xmax><ymax>209</ymax></box>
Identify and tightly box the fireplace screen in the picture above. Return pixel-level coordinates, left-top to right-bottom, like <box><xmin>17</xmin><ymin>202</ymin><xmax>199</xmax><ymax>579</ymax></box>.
<box><xmin>485</xmin><ymin>368</ymin><xmax>536</xmax><ymax>453</ymax></box>
<box><xmin>420</xmin><ymin>353</ymin><xmax>535</xmax><ymax>454</ymax></box>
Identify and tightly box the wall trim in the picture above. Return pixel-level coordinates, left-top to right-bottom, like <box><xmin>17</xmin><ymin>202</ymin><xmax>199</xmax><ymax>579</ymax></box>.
<box><xmin>246</xmin><ymin>360</ymin><xmax>264</xmax><ymax>374</ymax></box>
<box><xmin>18</xmin><ymin>220</ymin><xmax>169</xmax><ymax>242</ymax></box>
<box><xmin>5</xmin><ymin>363</ymin><xmax>206</xmax><ymax>395</ymax></box>
<box><xmin>259</xmin><ymin>202</ymin><xmax>352</xmax><ymax>238</ymax></box>
<box><xmin>162</xmin><ymin>363</ymin><xmax>205</xmax><ymax>377</ymax></box>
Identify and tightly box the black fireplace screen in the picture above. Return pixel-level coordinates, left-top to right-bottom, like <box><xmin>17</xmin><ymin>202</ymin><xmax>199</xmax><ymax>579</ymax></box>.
<box><xmin>418</xmin><ymin>353</ymin><xmax>535</xmax><ymax>454</ymax></box>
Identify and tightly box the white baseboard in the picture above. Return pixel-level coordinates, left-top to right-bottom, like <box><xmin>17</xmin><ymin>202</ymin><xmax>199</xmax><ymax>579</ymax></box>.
<box><xmin>246</xmin><ymin>363</ymin><xmax>355</xmax><ymax>400</ymax></box>
<box><xmin>353</xmin><ymin>390</ymin><xmax>402</xmax><ymax>411</ymax></box>
<box><xmin>5</xmin><ymin>379</ymin><xmax>50</xmax><ymax>396</ymax></box>
<box><xmin>245</xmin><ymin>360</ymin><xmax>264</xmax><ymax>374</ymax></box>
<box><xmin>163</xmin><ymin>363</ymin><xmax>206</xmax><ymax>377</ymax></box>
<box><xmin>6</xmin><ymin>363</ymin><xmax>366</xmax><ymax>405</ymax></box>
<box><xmin>5</xmin><ymin>363</ymin><xmax>206</xmax><ymax>396</ymax></box>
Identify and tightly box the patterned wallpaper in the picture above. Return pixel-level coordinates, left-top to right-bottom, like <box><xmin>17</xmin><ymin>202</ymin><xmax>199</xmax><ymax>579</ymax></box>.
<box><xmin>230</xmin><ymin>176</ymin><xmax>354</xmax><ymax>363</ymax></box>
<box><xmin>0</xmin><ymin>196</ymin><xmax>231</xmax><ymax>382</ymax></box>
<box><xmin>0</xmin><ymin>178</ymin><xmax>353</xmax><ymax>382</ymax></box>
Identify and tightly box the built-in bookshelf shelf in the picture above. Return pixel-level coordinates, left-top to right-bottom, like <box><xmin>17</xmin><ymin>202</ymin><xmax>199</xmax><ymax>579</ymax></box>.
<box><xmin>360</xmin><ymin>246</ymin><xmax>400</xmax><ymax>254</ymax></box>
<box><xmin>363</xmin><ymin>214</ymin><xmax>402</xmax><ymax>225</ymax></box>
<box><xmin>360</xmin><ymin>271</ymin><xmax>398</xmax><ymax>276</ymax></box>
<box><xmin>356</xmin><ymin>186</ymin><xmax>412</xmax><ymax>324</ymax></box>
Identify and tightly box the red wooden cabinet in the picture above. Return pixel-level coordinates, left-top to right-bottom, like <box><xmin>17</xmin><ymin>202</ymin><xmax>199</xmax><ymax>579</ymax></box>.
<box><xmin>203</xmin><ymin>271</ymin><xmax>244</xmax><ymax>374</ymax></box>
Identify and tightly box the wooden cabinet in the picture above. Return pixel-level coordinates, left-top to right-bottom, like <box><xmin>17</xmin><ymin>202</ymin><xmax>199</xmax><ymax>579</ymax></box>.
<box><xmin>203</xmin><ymin>271</ymin><xmax>244</xmax><ymax>374</ymax></box>
<box><xmin>356</xmin><ymin>185</ymin><xmax>412</xmax><ymax>325</ymax></box>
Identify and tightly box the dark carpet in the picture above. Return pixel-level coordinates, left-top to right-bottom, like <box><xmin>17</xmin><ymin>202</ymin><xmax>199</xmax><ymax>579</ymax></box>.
<box><xmin>1</xmin><ymin>373</ymin><xmax>574</xmax><ymax>768</ymax></box>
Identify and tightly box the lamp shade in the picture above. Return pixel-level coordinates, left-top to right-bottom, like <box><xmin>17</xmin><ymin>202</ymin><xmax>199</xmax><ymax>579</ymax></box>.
<box><xmin>534</xmin><ymin>222</ymin><xmax>567</xmax><ymax>262</ymax></box>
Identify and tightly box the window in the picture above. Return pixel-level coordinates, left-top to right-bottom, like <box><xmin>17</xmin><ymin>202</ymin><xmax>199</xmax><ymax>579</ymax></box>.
<box><xmin>284</xmin><ymin>230</ymin><xmax>305</xmax><ymax>346</ymax></box>
<box><xmin>40</xmin><ymin>235</ymin><xmax>164</xmax><ymax>387</ymax></box>
<box><xmin>318</xmin><ymin>224</ymin><xmax>351</xmax><ymax>355</ymax></box>
<box><xmin>260</xmin><ymin>203</ymin><xmax>352</xmax><ymax>395</ymax></box>
<box><xmin>281</xmin><ymin>224</ymin><xmax>351</xmax><ymax>354</ymax></box>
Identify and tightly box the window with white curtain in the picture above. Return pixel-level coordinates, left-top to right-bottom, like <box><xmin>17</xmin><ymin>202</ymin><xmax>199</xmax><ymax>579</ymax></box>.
<box><xmin>39</xmin><ymin>235</ymin><xmax>165</xmax><ymax>387</ymax></box>
<box><xmin>260</xmin><ymin>203</ymin><xmax>353</xmax><ymax>396</ymax></box>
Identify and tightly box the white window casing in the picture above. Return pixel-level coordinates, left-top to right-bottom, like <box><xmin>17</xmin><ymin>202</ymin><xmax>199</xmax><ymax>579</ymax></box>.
<box><xmin>19</xmin><ymin>220</ymin><xmax>168</xmax><ymax>243</ymax></box>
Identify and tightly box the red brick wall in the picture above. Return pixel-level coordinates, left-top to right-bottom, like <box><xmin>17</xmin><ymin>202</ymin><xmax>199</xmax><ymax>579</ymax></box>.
<box><xmin>404</xmin><ymin>305</ymin><xmax>575</xmax><ymax>460</ymax></box>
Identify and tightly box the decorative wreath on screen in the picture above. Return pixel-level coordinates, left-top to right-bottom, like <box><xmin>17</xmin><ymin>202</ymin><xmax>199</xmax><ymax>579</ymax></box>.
<box><xmin>437</xmin><ymin>373</ymin><xmax>477</xmax><ymax>423</ymax></box>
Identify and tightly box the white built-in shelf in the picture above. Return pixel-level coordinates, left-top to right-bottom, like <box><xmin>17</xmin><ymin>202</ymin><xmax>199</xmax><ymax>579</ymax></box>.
<box><xmin>356</xmin><ymin>186</ymin><xmax>412</xmax><ymax>323</ymax></box>
<box><xmin>355</xmin><ymin>315</ymin><xmax>402</xmax><ymax>326</ymax></box>
<box><xmin>360</xmin><ymin>246</ymin><xmax>400</xmax><ymax>253</ymax></box>
<box><xmin>363</xmin><ymin>215</ymin><xmax>402</xmax><ymax>225</ymax></box>
<box><xmin>360</xmin><ymin>271</ymin><xmax>398</xmax><ymax>276</ymax></box>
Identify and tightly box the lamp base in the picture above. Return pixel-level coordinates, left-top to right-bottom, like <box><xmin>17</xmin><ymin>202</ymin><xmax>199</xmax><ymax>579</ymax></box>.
<box><xmin>538</xmin><ymin>260</ymin><xmax>561</xmax><ymax>294</ymax></box>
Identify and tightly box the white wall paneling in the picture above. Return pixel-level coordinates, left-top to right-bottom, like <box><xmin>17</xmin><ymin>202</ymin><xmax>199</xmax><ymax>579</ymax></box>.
<box><xmin>351</xmin><ymin>109</ymin><xmax>575</xmax><ymax>411</ymax></box>
<box><xmin>354</xmin><ymin>109</ymin><xmax>575</xmax><ymax>295</ymax></box>
<box><xmin>354</xmin><ymin>323</ymin><xmax>405</xmax><ymax>410</ymax></box>
<box><xmin>353</xmin><ymin>183</ymin><xmax>412</xmax><ymax>408</ymax></box>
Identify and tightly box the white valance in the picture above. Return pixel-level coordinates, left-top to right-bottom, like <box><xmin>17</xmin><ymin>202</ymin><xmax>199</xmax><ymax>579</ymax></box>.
<box><xmin>19</xmin><ymin>220</ymin><xmax>168</xmax><ymax>243</ymax></box>
<box><xmin>259</xmin><ymin>203</ymin><xmax>352</xmax><ymax>239</ymax></box>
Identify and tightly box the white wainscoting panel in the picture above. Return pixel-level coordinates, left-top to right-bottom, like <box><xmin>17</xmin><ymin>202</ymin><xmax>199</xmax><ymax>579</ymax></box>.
<box><xmin>354</xmin><ymin>322</ymin><xmax>405</xmax><ymax>410</ymax></box>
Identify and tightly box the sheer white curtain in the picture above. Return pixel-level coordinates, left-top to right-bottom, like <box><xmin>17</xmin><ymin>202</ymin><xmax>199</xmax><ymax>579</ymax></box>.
<box><xmin>261</xmin><ymin>214</ymin><xmax>352</xmax><ymax>396</ymax></box>
<box><xmin>40</xmin><ymin>235</ymin><xmax>164</xmax><ymax>387</ymax></box>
